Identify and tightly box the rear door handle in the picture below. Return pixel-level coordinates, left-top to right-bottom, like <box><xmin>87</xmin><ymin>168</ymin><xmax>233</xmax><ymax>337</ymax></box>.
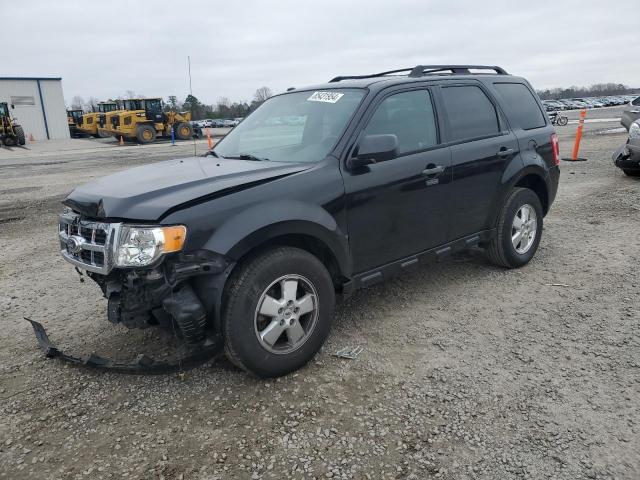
<box><xmin>422</xmin><ymin>165</ymin><xmax>445</xmax><ymax>176</ymax></box>
<box><xmin>497</xmin><ymin>147</ymin><xmax>516</xmax><ymax>158</ymax></box>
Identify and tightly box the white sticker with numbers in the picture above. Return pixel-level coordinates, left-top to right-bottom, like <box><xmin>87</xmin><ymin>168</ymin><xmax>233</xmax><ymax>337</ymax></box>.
<box><xmin>307</xmin><ymin>91</ymin><xmax>344</xmax><ymax>103</ymax></box>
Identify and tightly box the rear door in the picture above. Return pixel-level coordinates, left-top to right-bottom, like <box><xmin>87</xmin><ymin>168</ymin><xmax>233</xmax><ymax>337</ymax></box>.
<box><xmin>437</xmin><ymin>82</ymin><xmax>519</xmax><ymax>239</ymax></box>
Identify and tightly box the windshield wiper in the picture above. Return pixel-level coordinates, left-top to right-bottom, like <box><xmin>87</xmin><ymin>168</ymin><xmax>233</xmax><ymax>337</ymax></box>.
<box><xmin>225</xmin><ymin>153</ymin><xmax>269</xmax><ymax>162</ymax></box>
<box><xmin>203</xmin><ymin>150</ymin><xmax>222</xmax><ymax>158</ymax></box>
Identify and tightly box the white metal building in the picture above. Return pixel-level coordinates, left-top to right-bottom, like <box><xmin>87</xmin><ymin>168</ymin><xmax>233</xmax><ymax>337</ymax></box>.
<box><xmin>0</xmin><ymin>77</ymin><xmax>69</xmax><ymax>140</ymax></box>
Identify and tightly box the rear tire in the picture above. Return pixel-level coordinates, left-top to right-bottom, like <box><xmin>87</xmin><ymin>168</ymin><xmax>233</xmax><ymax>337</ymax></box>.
<box><xmin>174</xmin><ymin>122</ymin><xmax>192</xmax><ymax>140</ymax></box>
<box><xmin>622</xmin><ymin>169</ymin><xmax>640</xmax><ymax>177</ymax></box>
<box><xmin>557</xmin><ymin>116</ymin><xmax>568</xmax><ymax>126</ymax></box>
<box><xmin>136</xmin><ymin>124</ymin><xmax>156</xmax><ymax>144</ymax></box>
<box><xmin>222</xmin><ymin>247</ymin><xmax>335</xmax><ymax>378</ymax></box>
<box><xmin>15</xmin><ymin>126</ymin><xmax>25</xmax><ymax>145</ymax></box>
<box><xmin>487</xmin><ymin>187</ymin><xmax>543</xmax><ymax>268</ymax></box>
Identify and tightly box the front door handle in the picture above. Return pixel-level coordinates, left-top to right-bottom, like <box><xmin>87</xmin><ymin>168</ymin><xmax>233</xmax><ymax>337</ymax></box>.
<box><xmin>422</xmin><ymin>165</ymin><xmax>445</xmax><ymax>176</ymax></box>
<box><xmin>497</xmin><ymin>147</ymin><xmax>516</xmax><ymax>158</ymax></box>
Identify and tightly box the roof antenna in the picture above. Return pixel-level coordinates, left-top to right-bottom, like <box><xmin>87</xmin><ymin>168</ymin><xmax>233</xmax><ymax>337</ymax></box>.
<box><xmin>187</xmin><ymin>55</ymin><xmax>197</xmax><ymax>156</ymax></box>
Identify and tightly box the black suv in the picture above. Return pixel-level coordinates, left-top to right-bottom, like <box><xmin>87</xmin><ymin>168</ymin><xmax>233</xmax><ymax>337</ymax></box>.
<box><xmin>59</xmin><ymin>65</ymin><xmax>560</xmax><ymax>377</ymax></box>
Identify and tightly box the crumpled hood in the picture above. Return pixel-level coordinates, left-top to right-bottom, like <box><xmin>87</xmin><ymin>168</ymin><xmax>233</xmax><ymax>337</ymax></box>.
<box><xmin>64</xmin><ymin>156</ymin><xmax>311</xmax><ymax>220</ymax></box>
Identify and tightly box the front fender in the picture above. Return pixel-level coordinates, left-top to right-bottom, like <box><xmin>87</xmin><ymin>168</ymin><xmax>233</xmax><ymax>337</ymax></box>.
<box><xmin>202</xmin><ymin>200</ymin><xmax>351</xmax><ymax>277</ymax></box>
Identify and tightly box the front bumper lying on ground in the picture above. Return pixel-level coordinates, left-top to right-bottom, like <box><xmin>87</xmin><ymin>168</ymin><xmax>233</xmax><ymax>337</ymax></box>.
<box><xmin>25</xmin><ymin>318</ymin><xmax>223</xmax><ymax>374</ymax></box>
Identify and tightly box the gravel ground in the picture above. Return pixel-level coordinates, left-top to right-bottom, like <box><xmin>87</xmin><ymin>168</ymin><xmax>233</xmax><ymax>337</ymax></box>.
<box><xmin>0</xmin><ymin>112</ymin><xmax>638</xmax><ymax>480</ymax></box>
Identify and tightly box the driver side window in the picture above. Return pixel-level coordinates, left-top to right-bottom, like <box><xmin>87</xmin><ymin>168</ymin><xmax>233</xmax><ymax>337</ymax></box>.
<box><xmin>362</xmin><ymin>89</ymin><xmax>438</xmax><ymax>155</ymax></box>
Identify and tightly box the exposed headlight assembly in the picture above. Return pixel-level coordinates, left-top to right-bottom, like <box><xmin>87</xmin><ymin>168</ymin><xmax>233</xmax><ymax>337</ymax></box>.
<box><xmin>629</xmin><ymin>121</ymin><xmax>640</xmax><ymax>140</ymax></box>
<box><xmin>116</xmin><ymin>225</ymin><xmax>186</xmax><ymax>267</ymax></box>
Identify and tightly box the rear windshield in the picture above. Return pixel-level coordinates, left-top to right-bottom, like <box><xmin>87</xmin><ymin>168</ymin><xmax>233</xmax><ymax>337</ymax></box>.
<box><xmin>493</xmin><ymin>82</ymin><xmax>546</xmax><ymax>130</ymax></box>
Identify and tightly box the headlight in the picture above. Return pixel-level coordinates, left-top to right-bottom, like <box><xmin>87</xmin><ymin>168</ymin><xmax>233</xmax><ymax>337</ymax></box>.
<box><xmin>629</xmin><ymin>121</ymin><xmax>640</xmax><ymax>140</ymax></box>
<box><xmin>115</xmin><ymin>225</ymin><xmax>186</xmax><ymax>267</ymax></box>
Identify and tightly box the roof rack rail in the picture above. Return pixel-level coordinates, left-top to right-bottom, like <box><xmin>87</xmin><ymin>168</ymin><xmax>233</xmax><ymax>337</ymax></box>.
<box><xmin>329</xmin><ymin>64</ymin><xmax>507</xmax><ymax>82</ymax></box>
<box><xmin>408</xmin><ymin>65</ymin><xmax>508</xmax><ymax>77</ymax></box>
<box><xmin>329</xmin><ymin>68</ymin><xmax>415</xmax><ymax>83</ymax></box>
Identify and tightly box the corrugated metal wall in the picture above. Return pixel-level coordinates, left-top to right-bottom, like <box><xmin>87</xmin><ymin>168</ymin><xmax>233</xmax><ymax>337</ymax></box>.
<box><xmin>0</xmin><ymin>78</ymin><xmax>70</xmax><ymax>140</ymax></box>
<box><xmin>38</xmin><ymin>80</ymin><xmax>70</xmax><ymax>139</ymax></box>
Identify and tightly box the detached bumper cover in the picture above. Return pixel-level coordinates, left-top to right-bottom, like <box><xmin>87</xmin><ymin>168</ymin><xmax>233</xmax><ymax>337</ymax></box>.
<box><xmin>25</xmin><ymin>318</ymin><xmax>222</xmax><ymax>375</ymax></box>
<box><xmin>613</xmin><ymin>143</ymin><xmax>640</xmax><ymax>171</ymax></box>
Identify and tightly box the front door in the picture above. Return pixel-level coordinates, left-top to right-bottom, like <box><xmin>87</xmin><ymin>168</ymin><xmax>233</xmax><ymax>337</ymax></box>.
<box><xmin>342</xmin><ymin>88</ymin><xmax>452</xmax><ymax>274</ymax></box>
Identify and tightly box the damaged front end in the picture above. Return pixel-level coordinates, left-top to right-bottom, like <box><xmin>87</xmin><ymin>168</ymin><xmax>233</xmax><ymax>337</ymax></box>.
<box><xmin>27</xmin><ymin>210</ymin><xmax>234</xmax><ymax>373</ymax></box>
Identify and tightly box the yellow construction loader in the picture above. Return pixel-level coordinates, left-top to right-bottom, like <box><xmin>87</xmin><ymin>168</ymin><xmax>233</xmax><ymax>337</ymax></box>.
<box><xmin>67</xmin><ymin>109</ymin><xmax>84</xmax><ymax>137</ymax></box>
<box><xmin>104</xmin><ymin>98</ymin><xmax>192</xmax><ymax>144</ymax></box>
<box><xmin>77</xmin><ymin>102</ymin><xmax>120</xmax><ymax>138</ymax></box>
<box><xmin>0</xmin><ymin>102</ymin><xmax>26</xmax><ymax>146</ymax></box>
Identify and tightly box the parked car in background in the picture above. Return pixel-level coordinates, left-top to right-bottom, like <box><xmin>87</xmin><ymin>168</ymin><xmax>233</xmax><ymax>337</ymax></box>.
<box><xmin>559</xmin><ymin>99</ymin><xmax>580</xmax><ymax>110</ymax></box>
<box><xmin>621</xmin><ymin>96</ymin><xmax>640</xmax><ymax>131</ymax></box>
<box><xmin>613</xmin><ymin>120</ymin><xmax>640</xmax><ymax>176</ymax></box>
<box><xmin>571</xmin><ymin>98</ymin><xmax>591</xmax><ymax>109</ymax></box>
<box><xmin>543</xmin><ymin>100</ymin><xmax>565</xmax><ymax>111</ymax></box>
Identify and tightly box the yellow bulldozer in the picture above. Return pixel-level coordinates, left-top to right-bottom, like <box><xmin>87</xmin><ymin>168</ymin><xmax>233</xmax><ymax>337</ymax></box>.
<box><xmin>0</xmin><ymin>102</ymin><xmax>26</xmax><ymax>146</ymax></box>
<box><xmin>77</xmin><ymin>101</ymin><xmax>121</xmax><ymax>138</ymax></box>
<box><xmin>104</xmin><ymin>98</ymin><xmax>192</xmax><ymax>144</ymax></box>
<box><xmin>67</xmin><ymin>109</ymin><xmax>83</xmax><ymax>137</ymax></box>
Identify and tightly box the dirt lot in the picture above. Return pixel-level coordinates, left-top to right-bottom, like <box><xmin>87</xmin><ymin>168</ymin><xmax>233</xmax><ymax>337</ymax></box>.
<box><xmin>1</xmin><ymin>107</ymin><xmax>639</xmax><ymax>480</ymax></box>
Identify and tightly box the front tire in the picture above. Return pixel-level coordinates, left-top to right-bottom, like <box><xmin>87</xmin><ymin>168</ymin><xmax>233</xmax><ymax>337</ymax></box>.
<box><xmin>136</xmin><ymin>124</ymin><xmax>156</xmax><ymax>144</ymax></box>
<box><xmin>15</xmin><ymin>126</ymin><xmax>26</xmax><ymax>145</ymax></box>
<box><xmin>557</xmin><ymin>116</ymin><xmax>568</xmax><ymax>126</ymax></box>
<box><xmin>487</xmin><ymin>187</ymin><xmax>543</xmax><ymax>268</ymax></box>
<box><xmin>174</xmin><ymin>122</ymin><xmax>192</xmax><ymax>140</ymax></box>
<box><xmin>222</xmin><ymin>247</ymin><xmax>335</xmax><ymax>378</ymax></box>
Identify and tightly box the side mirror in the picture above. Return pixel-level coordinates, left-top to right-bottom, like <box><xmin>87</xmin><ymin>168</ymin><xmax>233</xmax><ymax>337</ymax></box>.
<box><xmin>349</xmin><ymin>134</ymin><xmax>399</xmax><ymax>168</ymax></box>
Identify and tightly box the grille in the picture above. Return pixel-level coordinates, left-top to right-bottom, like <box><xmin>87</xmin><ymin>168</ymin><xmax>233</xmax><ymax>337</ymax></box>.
<box><xmin>59</xmin><ymin>211</ymin><xmax>120</xmax><ymax>274</ymax></box>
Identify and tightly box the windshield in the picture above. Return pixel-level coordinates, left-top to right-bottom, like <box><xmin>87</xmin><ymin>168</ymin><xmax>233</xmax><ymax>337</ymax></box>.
<box><xmin>145</xmin><ymin>99</ymin><xmax>162</xmax><ymax>112</ymax></box>
<box><xmin>99</xmin><ymin>103</ymin><xmax>117</xmax><ymax>113</ymax></box>
<box><xmin>124</xmin><ymin>99</ymin><xmax>144</xmax><ymax>110</ymax></box>
<box><xmin>213</xmin><ymin>89</ymin><xmax>366</xmax><ymax>163</ymax></box>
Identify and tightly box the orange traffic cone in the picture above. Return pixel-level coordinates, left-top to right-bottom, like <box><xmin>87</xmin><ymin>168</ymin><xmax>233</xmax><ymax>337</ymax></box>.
<box><xmin>119</xmin><ymin>135</ymin><xmax>124</xmax><ymax>146</ymax></box>
<box><xmin>207</xmin><ymin>129</ymin><xmax>213</xmax><ymax>150</ymax></box>
<box><xmin>28</xmin><ymin>133</ymin><xmax>35</xmax><ymax>142</ymax></box>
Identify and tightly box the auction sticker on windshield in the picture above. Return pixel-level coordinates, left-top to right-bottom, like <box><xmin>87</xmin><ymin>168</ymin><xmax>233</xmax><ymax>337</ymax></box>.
<box><xmin>307</xmin><ymin>91</ymin><xmax>344</xmax><ymax>103</ymax></box>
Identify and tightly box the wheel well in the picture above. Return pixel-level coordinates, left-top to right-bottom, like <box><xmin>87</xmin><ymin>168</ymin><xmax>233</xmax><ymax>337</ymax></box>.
<box><xmin>515</xmin><ymin>174</ymin><xmax>549</xmax><ymax>215</ymax></box>
<box><xmin>233</xmin><ymin>234</ymin><xmax>347</xmax><ymax>290</ymax></box>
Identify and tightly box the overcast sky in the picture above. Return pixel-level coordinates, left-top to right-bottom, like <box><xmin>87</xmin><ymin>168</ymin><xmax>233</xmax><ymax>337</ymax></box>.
<box><xmin>2</xmin><ymin>0</ymin><xmax>637</xmax><ymax>106</ymax></box>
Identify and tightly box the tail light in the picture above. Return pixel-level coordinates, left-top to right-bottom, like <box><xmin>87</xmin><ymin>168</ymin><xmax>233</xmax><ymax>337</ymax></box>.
<box><xmin>550</xmin><ymin>133</ymin><xmax>560</xmax><ymax>165</ymax></box>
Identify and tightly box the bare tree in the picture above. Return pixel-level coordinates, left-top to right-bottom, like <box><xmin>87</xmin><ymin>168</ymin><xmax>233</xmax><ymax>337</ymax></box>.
<box><xmin>253</xmin><ymin>87</ymin><xmax>272</xmax><ymax>104</ymax></box>
<box><xmin>125</xmin><ymin>90</ymin><xmax>138</xmax><ymax>99</ymax></box>
<box><xmin>217</xmin><ymin>96</ymin><xmax>231</xmax><ymax>109</ymax></box>
<box><xmin>70</xmin><ymin>96</ymin><xmax>84</xmax><ymax>110</ymax></box>
<box><xmin>85</xmin><ymin>96</ymin><xmax>100</xmax><ymax>112</ymax></box>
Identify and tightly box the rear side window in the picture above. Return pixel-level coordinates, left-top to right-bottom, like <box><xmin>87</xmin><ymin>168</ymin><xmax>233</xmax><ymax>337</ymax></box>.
<box><xmin>493</xmin><ymin>82</ymin><xmax>546</xmax><ymax>130</ymax></box>
<box><xmin>441</xmin><ymin>85</ymin><xmax>500</xmax><ymax>141</ymax></box>
<box><xmin>632</xmin><ymin>97</ymin><xmax>640</xmax><ymax>106</ymax></box>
